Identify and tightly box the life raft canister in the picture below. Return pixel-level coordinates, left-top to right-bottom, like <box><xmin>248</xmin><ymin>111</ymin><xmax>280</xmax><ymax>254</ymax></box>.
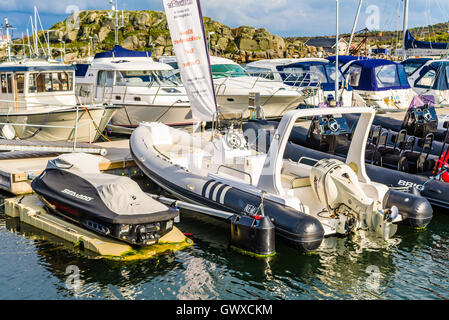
<box><xmin>434</xmin><ymin>151</ymin><xmax>449</xmax><ymax>182</ymax></box>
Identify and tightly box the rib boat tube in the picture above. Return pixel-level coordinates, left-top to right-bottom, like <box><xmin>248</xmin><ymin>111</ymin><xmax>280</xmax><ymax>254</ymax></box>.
<box><xmin>131</xmin><ymin>107</ymin><xmax>419</xmax><ymax>253</ymax></box>
<box><xmin>31</xmin><ymin>153</ymin><xmax>179</xmax><ymax>246</ymax></box>
<box><xmin>243</xmin><ymin>119</ymin><xmax>436</xmax><ymax>221</ymax></box>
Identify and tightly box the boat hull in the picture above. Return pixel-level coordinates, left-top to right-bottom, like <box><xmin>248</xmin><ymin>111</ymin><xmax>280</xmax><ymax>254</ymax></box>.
<box><xmin>110</xmin><ymin>102</ymin><xmax>193</xmax><ymax>128</ymax></box>
<box><xmin>0</xmin><ymin>106</ymin><xmax>117</xmax><ymax>142</ymax></box>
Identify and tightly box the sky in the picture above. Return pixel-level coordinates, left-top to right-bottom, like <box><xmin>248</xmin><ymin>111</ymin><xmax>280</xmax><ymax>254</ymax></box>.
<box><xmin>1</xmin><ymin>0</ymin><xmax>449</xmax><ymax>39</ymax></box>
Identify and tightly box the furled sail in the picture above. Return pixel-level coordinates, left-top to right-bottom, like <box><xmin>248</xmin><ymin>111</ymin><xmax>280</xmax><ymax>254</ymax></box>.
<box><xmin>404</xmin><ymin>30</ymin><xmax>449</xmax><ymax>51</ymax></box>
<box><xmin>163</xmin><ymin>0</ymin><xmax>218</xmax><ymax>122</ymax></box>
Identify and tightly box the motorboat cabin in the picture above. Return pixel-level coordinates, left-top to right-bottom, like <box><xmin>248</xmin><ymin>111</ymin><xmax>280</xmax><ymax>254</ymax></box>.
<box><xmin>338</xmin><ymin>58</ymin><xmax>415</xmax><ymax>110</ymax></box>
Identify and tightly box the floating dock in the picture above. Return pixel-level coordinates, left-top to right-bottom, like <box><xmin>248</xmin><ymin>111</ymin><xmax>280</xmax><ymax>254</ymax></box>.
<box><xmin>0</xmin><ymin>139</ymin><xmax>137</xmax><ymax>195</ymax></box>
<box><xmin>3</xmin><ymin>194</ymin><xmax>193</xmax><ymax>261</ymax></box>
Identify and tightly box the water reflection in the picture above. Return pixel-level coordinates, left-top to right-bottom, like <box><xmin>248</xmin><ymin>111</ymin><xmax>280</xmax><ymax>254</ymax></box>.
<box><xmin>1</xmin><ymin>202</ymin><xmax>448</xmax><ymax>300</ymax></box>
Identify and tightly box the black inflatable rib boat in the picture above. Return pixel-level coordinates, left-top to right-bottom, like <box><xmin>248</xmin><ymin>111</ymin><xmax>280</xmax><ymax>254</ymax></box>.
<box><xmin>31</xmin><ymin>153</ymin><xmax>179</xmax><ymax>246</ymax></box>
<box><xmin>243</xmin><ymin>119</ymin><xmax>434</xmax><ymax>226</ymax></box>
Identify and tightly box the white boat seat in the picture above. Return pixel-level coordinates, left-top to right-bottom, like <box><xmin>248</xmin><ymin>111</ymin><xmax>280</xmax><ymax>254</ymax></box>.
<box><xmin>281</xmin><ymin>174</ymin><xmax>311</xmax><ymax>189</ymax></box>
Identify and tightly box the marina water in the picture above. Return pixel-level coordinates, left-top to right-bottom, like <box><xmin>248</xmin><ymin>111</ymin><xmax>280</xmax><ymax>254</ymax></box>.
<box><xmin>1</xmin><ymin>189</ymin><xmax>448</xmax><ymax>300</ymax></box>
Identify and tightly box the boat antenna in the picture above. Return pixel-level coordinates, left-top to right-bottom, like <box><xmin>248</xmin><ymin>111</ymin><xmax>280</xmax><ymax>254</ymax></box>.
<box><xmin>348</xmin><ymin>0</ymin><xmax>363</xmax><ymax>55</ymax></box>
<box><xmin>402</xmin><ymin>0</ymin><xmax>409</xmax><ymax>60</ymax></box>
<box><xmin>109</xmin><ymin>0</ymin><xmax>119</xmax><ymax>45</ymax></box>
<box><xmin>335</xmin><ymin>0</ymin><xmax>340</xmax><ymax>105</ymax></box>
<box><xmin>2</xmin><ymin>17</ymin><xmax>14</xmax><ymax>62</ymax></box>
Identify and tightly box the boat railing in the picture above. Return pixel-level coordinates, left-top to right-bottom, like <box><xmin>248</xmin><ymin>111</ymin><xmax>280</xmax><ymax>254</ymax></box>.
<box><xmin>0</xmin><ymin>100</ymin><xmax>105</xmax><ymax>148</ymax></box>
<box><xmin>217</xmin><ymin>164</ymin><xmax>253</xmax><ymax>185</ymax></box>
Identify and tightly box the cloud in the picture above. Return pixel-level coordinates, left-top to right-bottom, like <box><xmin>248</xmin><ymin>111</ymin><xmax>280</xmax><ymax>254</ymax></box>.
<box><xmin>1</xmin><ymin>0</ymin><xmax>449</xmax><ymax>38</ymax></box>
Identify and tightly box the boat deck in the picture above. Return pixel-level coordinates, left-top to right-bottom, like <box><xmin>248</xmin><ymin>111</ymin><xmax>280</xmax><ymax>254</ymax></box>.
<box><xmin>0</xmin><ymin>139</ymin><xmax>137</xmax><ymax>195</ymax></box>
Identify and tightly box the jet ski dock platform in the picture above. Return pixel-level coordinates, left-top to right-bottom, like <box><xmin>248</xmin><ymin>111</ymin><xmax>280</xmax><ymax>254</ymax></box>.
<box><xmin>3</xmin><ymin>194</ymin><xmax>193</xmax><ymax>260</ymax></box>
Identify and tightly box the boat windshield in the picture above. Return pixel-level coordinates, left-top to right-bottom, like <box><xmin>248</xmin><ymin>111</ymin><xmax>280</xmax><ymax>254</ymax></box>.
<box><xmin>402</xmin><ymin>61</ymin><xmax>427</xmax><ymax>76</ymax></box>
<box><xmin>282</xmin><ymin>64</ymin><xmax>344</xmax><ymax>85</ymax></box>
<box><xmin>325</xmin><ymin>64</ymin><xmax>345</xmax><ymax>83</ymax></box>
<box><xmin>115</xmin><ymin>70</ymin><xmax>181</xmax><ymax>87</ymax></box>
<box><xmin>211</xmin><ymin>64</ymin><xmax>249</xmax><ymax>79</ymax></box>
<box><xmin>375</xmin><ymin>64</ymin><xmax>408</xmax><ymax>88</ymax></box>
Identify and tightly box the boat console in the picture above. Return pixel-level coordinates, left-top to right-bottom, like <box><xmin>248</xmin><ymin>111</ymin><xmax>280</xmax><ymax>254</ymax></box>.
<box><xmin>306</xmin><ymin>114</ymin><xmax>351</xmax><ymax>154</ymax></box>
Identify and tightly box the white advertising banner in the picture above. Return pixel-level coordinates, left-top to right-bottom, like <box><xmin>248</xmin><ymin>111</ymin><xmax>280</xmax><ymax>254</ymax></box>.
<box><xmin>163</xmin><ymin>0</ymin><xmax>218</xmax><ymax>122</ymax></box>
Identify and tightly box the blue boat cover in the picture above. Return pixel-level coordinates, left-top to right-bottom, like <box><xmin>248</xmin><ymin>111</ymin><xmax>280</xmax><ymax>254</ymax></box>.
<box><xmin>74</xmin><ymin>63</ymin><xmax>90</xmax><ymax>77</ymax></box>
<box><xmin>0</xmin><ymin>64</ymin><xmax>75</xmax><ymax>72</ymax></box>
<box><xmin>343</xmin><ymin>59</ymin><xmax>410</xmax><ymax>91</ymax></box>
<box><xmin>327</xmin><ymin>55</ymin><xmax>369</xmax><ymax>66</ymax></box>
<box><xmin>94</xmin><ymin>45</ymin><xmax>152</xmax><ymax>59</ymax></box>
<box><xmin>404</xmin><ymin>30</ymin><xmax>449</xmax><ymax>50</ymax></box>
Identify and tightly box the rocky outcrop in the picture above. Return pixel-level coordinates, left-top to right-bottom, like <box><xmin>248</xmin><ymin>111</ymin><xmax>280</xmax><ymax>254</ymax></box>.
<box><xmin>8</xmin><ymin>9</ymin><xmax>311</xmax><ymax>63</ymax></box>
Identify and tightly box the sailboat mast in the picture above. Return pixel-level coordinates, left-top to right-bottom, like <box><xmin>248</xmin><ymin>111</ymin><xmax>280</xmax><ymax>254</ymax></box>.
<box><xmin>348</xmin><ymin>0</ymin><xmax>363</xmax><ymax>55</ymax></box>
<box><xmin>335</xmin><ymin>0</ymin><xmax>339</xmax><ymax>104</ymax></box>
<box><xmin>34</xmin><ymin>6</ymin><xmax>38</xmax><ymax>55</ymax></box>
<box><xmin>402</xmin><ymin>0</ymin><xmax>409</xmax><ymax>59</ymax></box>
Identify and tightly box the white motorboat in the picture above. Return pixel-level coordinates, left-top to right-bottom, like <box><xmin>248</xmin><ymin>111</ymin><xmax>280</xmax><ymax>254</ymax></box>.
<box><xmin>0</xmin><ymin>60</ymin><xmax>117</xmax><ymax>142</ymax></box>
<box><xmin>404</xmin><ymin>59</ymin><xmax>449</xmax><ymax>107</ymax></box>
<box><xmin>336</xmin><ymin>57</ymin><xmax>416</xmax><ymax>111</ymax></box>
<box><xmin>75</xmin><ymin>45</ymin><xmax>192</xmax><ymax>132</ymax></box>
<box><xmin>158</xmin><ymin>55</ymin><xmax>306</xmax><ymax>119</ymax></box>
<box><xmin>130</xmin><ymin>0</ymin><xmax>424</xmax><ymax>253</ymax></box>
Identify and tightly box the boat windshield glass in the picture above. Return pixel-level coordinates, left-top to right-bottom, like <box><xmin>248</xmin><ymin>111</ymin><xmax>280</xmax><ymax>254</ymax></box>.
<box><xmin>375</xmin><ymin>64</ymin><xmax>401</xmax><ymax>88</ymax></box>
<box><xmin>115</xmin><ymin>70</ymin><xmax>181</xmax><ymax>87</ymax></box>
<box><xmin>324</xmin><ymin>64</ymin><xmax>345</xmax><ymax>83</ymax></box>
<box><xmin>245</xmin><ymin>66</ymin><xmax>275</xmax><ymax>80</ymax></box>
<box><xmin>415</xmin><ymin>69</ymin><xmax>436</xmax><ymax>88</ymax></box>
<box><xmin>211</xmin><ymin>64</ymin><xmax>249</xmax><ymax>78</ymax></box>
<box><xmin>282</xmin><ymin>64</ymin><xmax>343</xmax><ymax>85</ymax></box>
<box><xmin>283</xmin><ymin>65</ymin><xmax>327</xmax><ymax>84</ymax></box>
<box><xmin>402</xmin><ymin>61</ymin><xmax>426</xmax><ymax>76</ymax></box>
<box><xmin>28</xmin><ymin>71</ymin><xmax>74</xmax><ymax>93</ymax></box>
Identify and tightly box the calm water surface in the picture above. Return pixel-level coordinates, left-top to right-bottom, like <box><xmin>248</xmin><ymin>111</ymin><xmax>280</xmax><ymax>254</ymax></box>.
<box><xmin>1</xmin><ymin>191</ymin><xmax>448</xmax><ymax>300</ymax></box>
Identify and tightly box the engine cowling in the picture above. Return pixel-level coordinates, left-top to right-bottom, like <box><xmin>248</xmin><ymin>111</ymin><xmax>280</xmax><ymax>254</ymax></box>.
<box><xmin>310</xmin><ymin>158</ymin><xmax>398</xmax><ymax>239</ymax></box>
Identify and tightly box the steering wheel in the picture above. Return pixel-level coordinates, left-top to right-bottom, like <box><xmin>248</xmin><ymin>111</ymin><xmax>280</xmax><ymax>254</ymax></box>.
<box><xmin>328</xmin><ymin>117</ymin><xmax>340</xmax><ymax>132</ymax></box>
<box><xmin>225</xmin><ymin>131</ymin><xmax>244</xmax><ymax>149</ymax></box>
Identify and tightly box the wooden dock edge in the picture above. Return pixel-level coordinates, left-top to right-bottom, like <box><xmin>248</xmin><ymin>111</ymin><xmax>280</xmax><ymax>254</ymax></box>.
<box><xmin>4</xmin><ymin>194</ymin><xmax>193</xmax><ymax>261</ymax></box>
<box><xmin>0</xmin><ymin>159</ymin><xmax>138</xmax><ymax>195</ymax></box>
